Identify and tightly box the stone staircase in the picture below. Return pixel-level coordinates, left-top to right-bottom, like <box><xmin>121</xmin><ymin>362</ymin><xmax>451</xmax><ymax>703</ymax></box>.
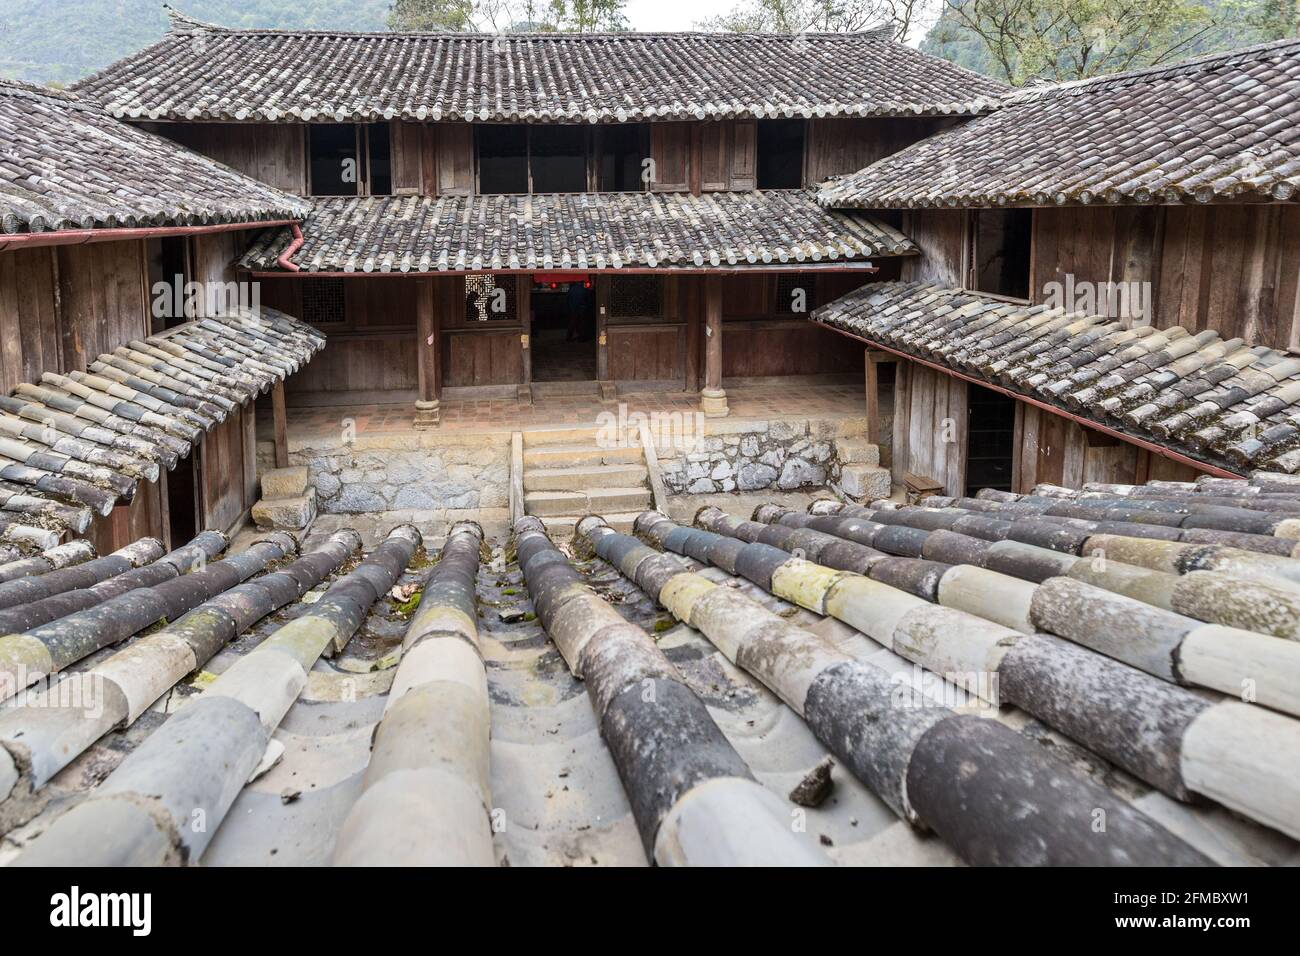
<box><xmin>520</xmin><ymin>428</ymin><xmax>655</xmax><ymax>534</ymax></box>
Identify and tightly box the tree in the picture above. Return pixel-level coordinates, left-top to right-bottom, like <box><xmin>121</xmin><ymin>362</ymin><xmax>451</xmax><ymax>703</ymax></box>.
<box><xmin>925</xmin><ymin>0</ymin><xmax>1296</xmax><ymax>84</ymax></box>
<box><xmin>388</xmin><ymin>0</ymin><xmax>626</xmax><ymax>31</ymax></box>
<box><xmin>696</xmin><ymin>0</ymin><xmax>936</xmax><ymax>42</ymax></box>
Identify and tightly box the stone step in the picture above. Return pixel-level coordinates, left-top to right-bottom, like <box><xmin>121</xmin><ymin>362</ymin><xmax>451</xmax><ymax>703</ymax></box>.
<box><xmin>530</xmin><ymin>380</ymin><xmax>600</xmax><ymax>398</ymax></box>
<box><xmin>523</xmin><ymin>463</ymin><xmax>649</xmax><ymax>492</ymax></box>
<box><xmin>525</xmin><ymin>487</ymin><xmax>653</xmax><ymax>517</ymax></box>
<box><xmin>521</xmin><ymin>427</ymin><xmax>600</xmax><ymax>447</ymax></box>
<box><xmin>522</xmin><ymin>443</ymin><xmax>644</xmax><ymax>469</ymax></box>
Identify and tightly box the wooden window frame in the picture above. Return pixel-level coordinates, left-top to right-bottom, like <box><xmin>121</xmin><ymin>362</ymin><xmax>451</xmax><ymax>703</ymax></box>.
<box><xmin>305</xmin><ymin>123</ymin><xmax>393</xmax><ymax>198</ymax></box>
<box><xmin>965</xmin><ymin>208</ymin><xmax>1034</xmax><ymax>305</ymax></box>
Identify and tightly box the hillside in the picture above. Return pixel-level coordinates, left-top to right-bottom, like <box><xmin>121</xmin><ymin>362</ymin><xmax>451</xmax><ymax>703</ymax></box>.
<box><xmin>0</xmin><ymin>1</ymin><xmax>390</xmax><ymax>86</ymax></box>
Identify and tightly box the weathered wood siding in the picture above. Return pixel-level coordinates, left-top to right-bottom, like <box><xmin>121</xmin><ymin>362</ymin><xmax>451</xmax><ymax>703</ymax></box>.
<box><xmin>806</xmin><ymin>117</ymin><xmax>957</xmax><ymax>186</ymax></box>
<box><xmin>157</xmin><ymin>122</ymin><xmax>308</xmax><ymax>195</ymax></box>
<box><xmin>891</xmin><ymin>359</ymin><xmax>967</xmax><ymax>494</ymax></box>
<box><xmin>0</xmin><ymin>247</ymin><xmax>62</xmax><ymax>391</ymax></box>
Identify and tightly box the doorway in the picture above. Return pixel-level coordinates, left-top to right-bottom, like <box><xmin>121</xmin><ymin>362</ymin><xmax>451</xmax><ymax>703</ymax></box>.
<box><xmin>530</xmin><ymin>277</ymin><xmax>597</xmax><ymax>382</ymax></box>
<box><xmin>964</xmin><ymin>385</ymin><xmax>1017</xmax><ymax>496</ymax></box>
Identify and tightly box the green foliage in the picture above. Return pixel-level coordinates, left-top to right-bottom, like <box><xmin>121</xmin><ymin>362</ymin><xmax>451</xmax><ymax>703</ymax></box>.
<box><xmin>0</xmin><ymin>1</ymin><xmax>391</xmax><ymax>85</ymax></box>
<box><xmin>923</xmin><ymin>0</ymin><xmax>1299</xmax><ymax>83</ymax></box>
<box><xmin>389</xmin><ymin>0</ymin><xmax>627</xmax><ymax>32</ymax></box>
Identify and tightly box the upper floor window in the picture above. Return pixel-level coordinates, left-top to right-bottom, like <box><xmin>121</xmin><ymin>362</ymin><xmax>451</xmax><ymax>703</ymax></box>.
<box><xmin>308</xmin><ymin>123</ymin><xmax>392</xmax><ymax>197</ymax></box>
<box><xmin>476</xmin><ymin>124</ymin><xmax>650</xmax><ymax>195</ymax></box>
<box><xmin>757</xmin><ymin>119</ymin><xmax>805</xmax><ymax>189</ymax></box>
<box><xmin>969</xmin><ymin>209</ymin><xmax>1032</xmax><ymax>300</ymax></box>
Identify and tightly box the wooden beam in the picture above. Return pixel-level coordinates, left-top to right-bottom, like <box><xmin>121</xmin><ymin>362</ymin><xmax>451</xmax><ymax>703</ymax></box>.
<box><xmin>271</xmin><ymin>380</ymin><xmax>289</xmax><ymax>469</ymax></box>
<box><xmin>517</xmin><ymin>274</ymin><xmax>533</xmax><ymax>404</ymax></box>
<box><xmin>414</xmin><ymin>277</ymin><xmax>441</xmax><ymax>429</ymax></box>
<box><xmin>701</xmin><ymin>275</ymin><xmax>728</xmax><ymax>417</ymax></box>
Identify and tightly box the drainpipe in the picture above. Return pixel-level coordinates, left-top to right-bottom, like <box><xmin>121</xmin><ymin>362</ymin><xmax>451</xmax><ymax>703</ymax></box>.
<box><xmin>276</xmin><ymin>223</ymin><xmax>305</xmax><ymax>273</ymax></box>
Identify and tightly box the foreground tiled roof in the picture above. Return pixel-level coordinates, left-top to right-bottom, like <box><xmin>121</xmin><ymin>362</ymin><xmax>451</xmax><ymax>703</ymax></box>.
<box><xmin>817</xmin><ymin>39</ymin><xmax>1300</xmax><ymax>207</ymax></box>
<box><xmin>74</xmin><ymin>14</ymin><xmax>1006</xmax><ymax>123</ymax></box>
<box><xmin>0</xmin><ymin>79</ymin><xmax>307</xmax><ymax>235</ymax></box>
<box><xmin>7</xmin><ymin>477</ymin><xmax>1297</xmax><ymax>866</ymax></box>
<box><xmin>0</xmin><ymin>309</ymin><xmax>322</xmax><ymax>547</ymax></box>
<box><xmin>812</xmin><ymin>280</ymin><xmax>1300</xmax><ymax>474</ymax></box>
<box><xmin>239</xmin><ymin>191</ymin><xmax>917</xmax><ymax>274</ymax></box>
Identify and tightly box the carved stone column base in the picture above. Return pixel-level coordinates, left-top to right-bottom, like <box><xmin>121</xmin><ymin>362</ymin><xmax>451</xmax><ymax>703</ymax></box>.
<box><xmin>700</xmin><ymin>387</ymin><xmax>729</xmax><ymax>418</ymax></box>
<box><xmin>599</xmin><ymin>380</ymin><xmax>617</xmax><ymax>402</ymax></box>
<box><xmin>413</xmin><ymin>399</ymin><xmax>441</xmax><ymax>430</ymax></box>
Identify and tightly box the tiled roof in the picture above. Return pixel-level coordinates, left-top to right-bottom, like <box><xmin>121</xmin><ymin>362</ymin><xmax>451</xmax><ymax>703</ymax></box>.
<box><xmin>4</xmin><ymin>472</ymin><xmax>1300</xmax><ymax>864</ymax></box>
<box><xmin>0</xmin><ymin>79</ymin><xmax>308</xmax><ymax>235</ymax></box>
<box><xmin>0</xmin><ymin>308</ymin><xmax>322</xmax><ymax>547</ymax></box>
<box><xmin>238</xmin><ymin>191</ymin><xmax>917</xmax><ymax>274</ymax></box>
<box><xmin>817</xmin><ymin>39</ymin><xmax>1300</xmax><ymax>208</ymax></box>
<box><xmin>74</xmin><ymin>14</ymin><xmax>1006</xmax><ymax>123</ymax></box>
<box><xmin>812</xmin><ymin>280</ymin><xmax>1300</xmax><ymax>474</ymax></box>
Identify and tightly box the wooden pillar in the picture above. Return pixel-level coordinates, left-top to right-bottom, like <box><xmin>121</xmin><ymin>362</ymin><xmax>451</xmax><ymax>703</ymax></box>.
<box><xmin>517</xmin><ymin>274</ymin><xmax>533</xmax><ymax>404</ymax></box>
<box><xmin>701</xmin><ymin>275</ymin><xmax>728</xmax><ymax>418</ymax></box>
<box><xmin>684</xmin><ymin>277</ymin><xmax>701</xmax><ymax>393</ymax></box>
<box><xmin>271</xmin><ymin>380</ymin><xmax>290</xmax><ymax>468</ymax></box>
<box><xmin>414</xmin><ymin>277</ymin><xmax>441</xmax><ymax>429</ymax></box>
<box><xmin>596</xmin><ymin>276</ymin><xmax>614</xmax><ymax>399</ymax></box>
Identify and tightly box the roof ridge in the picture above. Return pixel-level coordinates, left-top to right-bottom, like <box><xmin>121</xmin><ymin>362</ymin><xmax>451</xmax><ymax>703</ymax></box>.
<box><xmin>1009</xmin><ymin>36</ymin><xmax>1300</xmax><ymax>103</ymax></box>
<box><xmin>0</xmin><ymin>77</ymin><xmax>83</xmax><ymax>105</ymax></box>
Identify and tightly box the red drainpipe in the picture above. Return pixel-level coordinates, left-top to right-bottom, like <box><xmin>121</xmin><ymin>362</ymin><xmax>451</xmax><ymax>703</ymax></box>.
<box><xmin>276</xmin><ymin>223</ymin><xmax>305</xmax><ymax>273</ymax></box>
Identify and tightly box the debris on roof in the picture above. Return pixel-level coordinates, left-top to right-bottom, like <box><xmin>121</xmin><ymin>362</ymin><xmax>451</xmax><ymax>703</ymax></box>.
<box><xmin>239</xmin><ymin>192</ymin><xmax>917</xmax><ymax>275</ymax></box>
<box><xmin>75</xmin><ymin>14</ymin><xmax>1006</xmax><ymax>124</ymax></box>
<box><xmin>812</xmin><ymin>280</ymin><xmax>1300</xmax><ymax>474</ymax></box>
<box><xmin>0</xmin><ymin>78</ymin><xmax>307</xmax><ymax>235</ymax></box>
<box><xmin>817</xmin><ymin>39</ymin><xmax>1300</xmax><ymax>207</ymax></box>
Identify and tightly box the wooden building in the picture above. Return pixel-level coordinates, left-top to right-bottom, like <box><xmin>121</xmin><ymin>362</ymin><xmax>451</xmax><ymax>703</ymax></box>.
<box><xmin>76</xmin><ymin>14</ymin><xmax>1004</xmax><ymax>423</ymax></box>
<box><xmin>814</xmin><ymin>40</ymin><xmax>1300</xmax><ymax>493</ymax></box>
<box><xmin>0</xmin><ymin>77</ymin><xmax>312</xmax><ymax>552</ymax></box>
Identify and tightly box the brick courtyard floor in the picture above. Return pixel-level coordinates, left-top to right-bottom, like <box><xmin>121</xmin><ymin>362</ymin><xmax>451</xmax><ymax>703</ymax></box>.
<box><xmin>282</xmin><ymin>380</ymin><xmax>872</xmax><ymax>443</ymax></box>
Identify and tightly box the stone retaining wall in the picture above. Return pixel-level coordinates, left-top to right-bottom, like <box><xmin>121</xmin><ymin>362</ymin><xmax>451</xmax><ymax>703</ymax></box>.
<box><xmin>293</xmin><ymin>437</ymin><xmax>510</xmax><ymax>515</ymax></box>
<box><xmin>657</xmin><ymin>417</ymin><xmax>870</xmax><ymax>495</ymax></box>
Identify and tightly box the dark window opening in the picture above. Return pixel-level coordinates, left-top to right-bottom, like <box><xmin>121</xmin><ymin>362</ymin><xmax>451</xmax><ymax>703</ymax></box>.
<box><xmin>965</xmin><ymin>384</ymin><xmax>1017</xmax><ymax>496</ymax></box>
<box><xmin>365</xmin><ymin>123</ymin><xmax>392</xmax><ymax>196</ymax></box>
<box><xmin>971</xmin><ymin>209</ymin><xmax>1032</xmax><ymax>299</ymax></box>
<box><xmin>609</xmin><ymin>276</ymin><xmax>663</xmax><ymax>318</ymax></box>
<box><xmin>464</xmin><ymin>274</ymin><xmax>517</xmax><ymax>322</ymax></box>
<box><xmin>166</xmin><ymin>451</ymin><xmax>198</xmax><ymax>549</ymax></box>
<box><xmin>531</xmin><ymin>126</ymin><xmax>587</xmax><ymax>193</ymax></box>
<box><xmin>599</xmin><ymin>124</ymin><xmax>647</xmax><ymax>191</ymax></box>
<box><xmin>146</xmin><ymin>236</ymin><xmax>190</xmax><ymax>333</ymax></box>
<box><xmin>757</xmin><ymin>119</ymin><xmax>805</xmax><ymax>189</ymax></box>
<box><xmin>478</xmin><ymin>126</ymin><xmax>529</xmax><ymax>194</ymax></box>
<box><xmin>774</xmin><ymin>273</ymin><xmax>818</xmax><ymax>315</ymax></box>
<box><xmin>309</xmin><ymin>124</ymin><xmax>359</xmax><ymax>196</ymax></box>
<box><xmin>303</xmin><ymin>278</ymin><xmax>346</xmax><ymax>324</ymax></box>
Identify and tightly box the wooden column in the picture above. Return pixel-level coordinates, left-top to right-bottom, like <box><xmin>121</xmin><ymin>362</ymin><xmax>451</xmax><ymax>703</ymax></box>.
<box><xmin>271</xmin><ymin>380</ymin><xmax>290</xmax><ymax>468</ymax></box>
<box><xmin>517</xmin><ymin>274</ymin><xmax>533</xmax><ymax>404</ymax></box>
<box><xmin>701</xmin><ymin>275</ymin><xmax>728</xmax><ymax>417</ymax></box>
<box><xmin>414</xmin><ymin>277</ymin><xmax>441</xmax><ymax>429</ymax></box>
<box><xmin>596</xmin><ymin>276</ymin><xmax>614</xmax><ymax>400</ymax></box>
<box><xmin>684</xmin><ymin>277</ymin><xmax>701</xmax><ymax>394</ymax></box>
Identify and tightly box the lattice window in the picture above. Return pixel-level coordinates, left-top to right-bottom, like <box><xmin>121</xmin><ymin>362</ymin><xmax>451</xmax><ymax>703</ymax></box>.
<box><xmin>302</xmin><ymin>278</ymin><xmax>345</xmax><ymax>324</ymax></box>
<box><xmin>464</xmin><ymin>274</ymin><xmax>516</xmax><ymax>322</ymax></box>
<box><xmin>610</xmin><ymin>276</ymin><xmax>663</xmax><ymax>318</ymax></box>
<box><xmin>775</xmin><ymin>273</ymin><xmax>817</xmax><ymax>315</ymax></box>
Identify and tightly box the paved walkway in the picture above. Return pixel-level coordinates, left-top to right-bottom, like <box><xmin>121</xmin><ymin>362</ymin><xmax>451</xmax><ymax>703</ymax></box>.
<box><xmin>281</xmin><ymin>381</ymin><xmax>869</xmax><ymax>442</ymax></box>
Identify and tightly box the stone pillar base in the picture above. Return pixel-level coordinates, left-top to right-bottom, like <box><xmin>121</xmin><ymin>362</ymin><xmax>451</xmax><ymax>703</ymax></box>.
<box><xmin>413</xmin><ymin>399</ymin><xmax>441</xmax><ymax>430</ymax></box>
<box><xmin>700</xmin><ymin>387</ymin><xmax>729</xmax><ymax>418</ymax></box>
<box><xmin>599</xmin><ymin>380</ymin><xmax>617</xmax><ymax>402</ymax></box>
